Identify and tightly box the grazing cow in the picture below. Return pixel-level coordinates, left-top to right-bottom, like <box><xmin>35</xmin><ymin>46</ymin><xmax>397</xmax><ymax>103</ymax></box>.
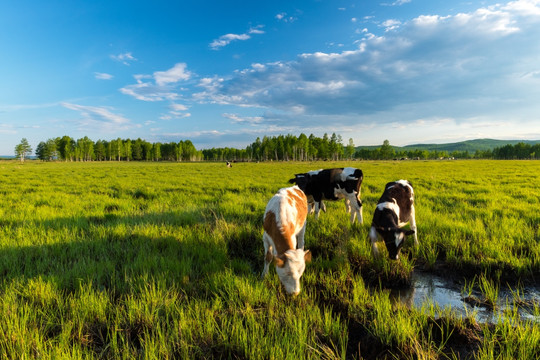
<box><xmin>261</xmin><ymin>186</ymin><xmax>312</xmax><ymax>295</ymax></box>
<box><xmin>226</xmin><ymin>161</ymin><xmax>232</xmax><ymax>168</ymax></box>
<box><xmin>369</xmin><ymin>180</ymin><xmax>418</xmax><ymax>260</ymax></box>
<box><xmin>288</xmin><ymin>167</ymin><xmax>364</xmax><ymax>224</ymax></box>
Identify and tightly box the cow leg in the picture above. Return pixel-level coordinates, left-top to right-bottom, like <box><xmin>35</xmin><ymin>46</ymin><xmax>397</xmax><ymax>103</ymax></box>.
<box><xmin>261</xmin><ymin>233</ymin><xmax>273</xmax><ymax>278</ymax></box>
<box><xmin>296</xmin><ymin>222</ymin><xmax>307</xmax><ymax>250</ymax></box>
<box><xmin>314</xmin><ymin>202</ymin><xmax>320</xmax><ymax>219</ymax></box>
<box><xmin>349</xmin><ymin>206</ymin><xmax>357</xmax><ymax>224</ymax></box>
<box><xmin>307</xmin><ymin>196</ymin><xmax>315</xmax><ymax>214</ymax></box>
<box><xmin>313</xmin><ymin>195</ymin><xmax>323</xmax><ymax>219</ymax></box>
<box><xmin>357</xmin><ymin>189</ymin><xmax>363</xmax><ymax>224</ymax></box>
<box><xmin>320</xmin><ymin>200</ymin><xmax>327</xmax><ymax>213</ymax></box>
<box><xmin>308</xmin><ymin>201</ymin><xmax>315</xmax><ymax>214</ymax></box>
<box><xmin>410</xmin><ymin>204</ymin><xmax>418</xmax><ymax>246</ymax></box>
<box><xmin>345</xmin><ymin>192</ymin><xmax>363</xmax><ymax>224</ymax></box>
<box><xmin>344</xmin><ymin>198</ymin><xmax>351</xmax><ymax>213</ymax></box>
<box><xmin>369</xmin><ymin>226</ymin><xmax>380</xmax><ymax>257</ymax></box>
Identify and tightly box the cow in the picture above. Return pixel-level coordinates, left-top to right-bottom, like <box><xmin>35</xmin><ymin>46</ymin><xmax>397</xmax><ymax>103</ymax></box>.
<box><xmin>288</xmin><ymin>167</ymin><xmax>364</xmax><ymax>224</ymax></box>
<box><xmin>261</xmin><ymin>185</ymin><xmax>312</xmax><ymax>295</ymax></box>
<box><xmin>369</xmin><ymin>180</ymin><xmax>418</xmax><ymax>260</ymax></box>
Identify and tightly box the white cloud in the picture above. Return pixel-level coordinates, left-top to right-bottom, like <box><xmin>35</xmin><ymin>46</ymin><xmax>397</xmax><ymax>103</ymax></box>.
<box><xmin>276</xmin><ymin>12</ymin><xmax>297</xmax><ymax>23</ymax></box>
<box><xmin>171</xmin><ymin>103</ymin><xmax>189</xmax><ymax>111</ymax></box>
<box><xmin>382</xmin><ymin>0</ymin><xmax>411</xmax><ymax>6</ymax></box>
<box><xmin>160</xmin><ymin>102</ymin><xmax>191</xmax><ymax>120</ymax></box>
<box><xmin>381</xmin><ymin>19</ymin><xmax>401</xmax><ymax>31</ymax></box>
<box><xmin>61</xmin><ymin>103</ymin><xmax>134</xmax><ymax>132</ymax></box>
<box><xmin>94</xmin><ymin>72</ymin><xmax>113</xmax><ymax>80</ymax></box>
<box><xmin>249</xmin><ymin>25</ymin><xmax>265</xmax><ymax>34</ymax></box>
<box><xmin>120</xmin><ymin>81</ymin><xmax>179</xmax><ymax>102</ymax></box>
<box><xmin>210</xmin><ymin>34</ymin><xmax>250</xmax><ymax>50</ymax></box>
<box><xmin>192</xmin><ymin>0</ymin><xmax>540</xmax><ymax>132</ymax></box>
<box><xmin>0</xmin><ymin>124</ymin><xmax>17</xmax><ymax>134</ymax></box>
<box><xmin>160</xmin><ymin>112</ymin><xmax>191</xmax><ymax>120</ymax></box>
<box><xmin>120</xmin><ymin>63</ymin><xmax>192</xmax><ymax>102</ymax></box>
<box><xmin>110</xmin><ymin>52</ymin><xmax>137</xmax><ymax>65</ymax></box>
<box><xmin>222</xmin><ymin>113</ymin><xmax>263</xmax><ymax>124</ymax></box>
<box><xmin>209</xmin><ymin>26</ymin><xmax>265</xmax><ymax>50</ymax></box>
<box><xmin>154</xmin><ymin>63</ymin><xmax>191</xmax><ymax>86</ymax></box>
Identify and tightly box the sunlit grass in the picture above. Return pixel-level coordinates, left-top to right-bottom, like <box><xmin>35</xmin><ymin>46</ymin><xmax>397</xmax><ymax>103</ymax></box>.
<box><xmin>0</xmin><ymin>160</ymin><xmax>539</xmax><ymax>358</ymax></box>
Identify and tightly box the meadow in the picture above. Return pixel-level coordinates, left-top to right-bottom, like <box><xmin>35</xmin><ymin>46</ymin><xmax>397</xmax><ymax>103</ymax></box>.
<box><xmin>0</xmin><ymin>160</ymin><xmax>538</xmax><ymax>359</ymax></box>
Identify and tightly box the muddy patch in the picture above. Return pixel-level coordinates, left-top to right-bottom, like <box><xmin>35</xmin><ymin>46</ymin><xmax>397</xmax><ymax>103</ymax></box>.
<box><xmin>391</xmin><ymin>270</ymin><xmax>540</xmax><ymax>323</ymax></box>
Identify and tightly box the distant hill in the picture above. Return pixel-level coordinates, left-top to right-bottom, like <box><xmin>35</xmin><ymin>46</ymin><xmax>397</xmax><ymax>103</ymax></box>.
<box><xmin>357</xmin><ymin>138</ymin><xmax>540</xmax><ymax>153</ymax></box>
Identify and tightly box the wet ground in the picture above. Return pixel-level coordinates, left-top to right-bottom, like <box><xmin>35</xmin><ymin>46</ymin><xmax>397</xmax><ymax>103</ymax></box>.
<box><xmin>391</xmin><ymin>270</ymin><xmax>540</xmax><ymax>323</ymax></box>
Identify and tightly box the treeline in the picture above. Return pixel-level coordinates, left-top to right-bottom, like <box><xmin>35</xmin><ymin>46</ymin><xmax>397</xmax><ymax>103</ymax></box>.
<box><xmin>25</xmin><ymin>135</ymin><xmax>540</xmax><ymax>162</ymax></box>
<box><xmin>204</xmin><ymin>137</ymin><xmax>540</xmax><ymax>161</ymax></box>
<box><xmin>356</xmin><ymin>141</ymin><xmax>540</xmax><ymax>160</ymax></box>
<box><xmin>354</xmin><ymin>140</ymin><xmax>489</xmax><ymax>160</ymax></box>
<box><xmin>203</xmin><ymin>136</ymin><xmax>476</xmax><ymax>161</ymax></box>
<box><xmin>35</xmin><ymin>136</ymin><xmax>203</xmax><ymax>161</ymax></box>
<box><xmin>203</xmin><ymin>133</ymin><xmax>356</xmax><ymax>161</ymax></box>
<box><xmin>492</xmin><ymin>142</ymin><xmax>540</xmax><ymax>159</ymax></box>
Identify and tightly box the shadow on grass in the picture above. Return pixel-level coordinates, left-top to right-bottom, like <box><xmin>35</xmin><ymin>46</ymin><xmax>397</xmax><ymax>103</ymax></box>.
<box><xmin>0</xmin><ymin>210</ymin><xmax>229</xmax><ymax>298</ymax></box>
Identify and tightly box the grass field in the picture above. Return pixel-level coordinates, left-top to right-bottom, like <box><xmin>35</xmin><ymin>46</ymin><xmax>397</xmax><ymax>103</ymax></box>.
<box><xmin>0</xmin><ymin>160</ymin><xmax>539</xmax><ymax>359</ymax></box>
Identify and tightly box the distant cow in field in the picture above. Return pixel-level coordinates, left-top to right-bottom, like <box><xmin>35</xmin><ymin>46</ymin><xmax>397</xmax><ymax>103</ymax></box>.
<box><xmin>226</xmin><ymin>161</ymin><xmax>232</xmax><ymax>168</ymax></box>
<box><xmin>261</xmin><ymin>186</ymin><xmax>312</xmax><ymax>295</ymax></box>
<box><xmin>288</xmin><ymin>167</ymin><xmax>364</xmax><ymax>224</ymax></box>
<box><xmin>369</xmin><ymin>180</ymin><xmax>418</xmax><ymax>260</ymax></box>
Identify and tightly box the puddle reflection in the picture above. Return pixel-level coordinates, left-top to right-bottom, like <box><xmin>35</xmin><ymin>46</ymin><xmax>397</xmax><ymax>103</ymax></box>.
<box><xmin>390</xmin><ymin>271</ymin><xmax>540</xmax><ymax>323</ymax></box>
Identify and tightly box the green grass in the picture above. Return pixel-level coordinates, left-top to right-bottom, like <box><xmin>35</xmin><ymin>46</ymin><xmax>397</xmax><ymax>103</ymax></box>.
<box><xmin>0</xmin><ymin>160</ymin><xmax>539</xmax><ymax>359</ymax></box>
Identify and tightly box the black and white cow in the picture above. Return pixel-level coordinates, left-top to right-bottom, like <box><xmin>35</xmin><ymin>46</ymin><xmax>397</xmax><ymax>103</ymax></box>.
<box><xmin>288</xmin><ymin>167</ymin><xmax>363</xmax><ymax>224</ymax></box>
<box><xmin>369</xmin><ymin>180</ymin><xmax>418</xmax><ymax>260</ymax></box>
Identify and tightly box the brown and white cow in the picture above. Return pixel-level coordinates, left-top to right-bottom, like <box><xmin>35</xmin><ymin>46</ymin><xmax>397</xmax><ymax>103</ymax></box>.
<box><xmin>261</xmin><ymin>186</ymin><xmax>312</xmax><ymax>295</ymax></box>
<box><xmin>369</xmin><ymin>180</ymin><xmax>418</xmax><ymax>260</ymax></box>
<box><xmin>288</xmin><ymin>167</ymin><xmax>364</xmax><ymax>224</ymax></box>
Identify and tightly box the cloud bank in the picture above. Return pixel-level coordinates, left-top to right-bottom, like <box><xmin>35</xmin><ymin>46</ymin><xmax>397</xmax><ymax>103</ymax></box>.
<box><xmin>193</xmin><ymin>0</ymin><xmax>540</xmax><ymax>129</ymax></box>
<box><xmin>116</xmin><ymin>0</ymin><xmax>540</xmax><ymax>147</ymax></box>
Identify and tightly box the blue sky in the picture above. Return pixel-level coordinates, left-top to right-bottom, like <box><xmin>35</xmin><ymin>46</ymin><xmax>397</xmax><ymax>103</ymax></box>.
<box><xmin>2</xmin><ymin>0</ymin><xmax>540</xmax><ymax>155</ymax></box>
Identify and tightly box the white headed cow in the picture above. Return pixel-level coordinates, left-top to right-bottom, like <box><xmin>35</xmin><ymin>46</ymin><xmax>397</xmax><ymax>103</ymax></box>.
<box><xmin>369</xmin><ymin>180</ymin><xmax>418</xmax><ymax>260</ymax></box>
<box><xmin>288</xmin><ymin>167</ymin><xmax>363</xmax><ymax>224</ymax></box>
<box><xmin>261</xmin><ymin>186</ymin><xmax>312</xmax><ymax>295</ymax></box>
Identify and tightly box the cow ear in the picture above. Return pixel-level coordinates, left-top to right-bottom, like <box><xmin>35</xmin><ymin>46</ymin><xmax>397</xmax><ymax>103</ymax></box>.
<box><xmin>405</xmin><ymin>229</ymin><xmax>415</xmax><ymax>236</ymax></box>
<box><xmin>304</xmin><ymin>250</ymin><xmax>312</xmax><ymax>263</ymax></box>
<box><xmin>288</xmin><ymin>178</ymin><xmax>296</xmax><ymax>184</ymax></box>
<box><xmin>274</xmin><ymin>255</ymin><xmax>286</xmax><ymax>268</ymax></box>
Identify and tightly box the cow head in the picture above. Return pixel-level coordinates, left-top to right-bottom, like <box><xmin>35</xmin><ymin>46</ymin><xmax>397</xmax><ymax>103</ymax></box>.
<box><xmin>377</xmin><ymin>227</ymin><xmax>415</xmax><ymax>260</ymax></box>
<box><xmin>288</xmin><ymin>174</ymin><xmax>310</xmax><ymax>192</ymax></box>
<box><xmin>274</xmin><ymin>249</ymin><xmax>312</xmax><ymax>295</ymax></box>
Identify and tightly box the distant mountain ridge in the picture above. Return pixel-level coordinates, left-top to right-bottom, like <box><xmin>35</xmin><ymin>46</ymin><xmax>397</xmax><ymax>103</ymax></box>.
<box><xmin>357</xmin><ymin>138</ymin><xmax>540</xmax><ymax>153</ymax></box>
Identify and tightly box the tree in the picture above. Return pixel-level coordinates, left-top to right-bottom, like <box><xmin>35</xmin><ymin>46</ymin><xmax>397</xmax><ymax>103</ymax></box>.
<box><xmin>345</xmin><ymin>138</ymin><xmax>355</xmax><ymax>159</ymax></box>
<box><xmin>76</xmin><ymin>136</ymin><xmax>94</xmax><ymax>161</ymax></box>
<box><xmin>15</xmin><ymin>138</ymin><xmax>32</xmax><ymax>162</ymax></box>
<box><xmin>94</xmin><ymin>140</ymin><xmax>107</xmax><ymax>161</ymax></box>
<box><xmin>132</xmin><ymin>139</ymin><xmax>143</xmax><ymax>161</ymax></box>
<box><xmin>56</xmin><ymin>136</ymin><xmax>75</xmax><ymax>161</ymax></box>
<box><xmin>152</xmin><ymin>143</ymin><xmax>161</xmax><ymax>161</ymax></box>
<box><xmin>35</xmin><ymin>139</ymin><xmax>57</xmax><ymax>161</ymax></box>
<box><xmin>379</xmin><ymin>139</ymin><xmax>395</xmax><ymax>160</ymax></box>
<box><xmin>35</xmin><ymin>142</ymin><xmax>47</xmax><ymax>161</ymax></box>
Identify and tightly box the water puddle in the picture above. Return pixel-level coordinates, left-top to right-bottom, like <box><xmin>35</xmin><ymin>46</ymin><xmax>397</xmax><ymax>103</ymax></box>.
<box><xmin>391</xmin><ymin>271</ymin><xmax>540</xmax><ymax>324</ymax></box>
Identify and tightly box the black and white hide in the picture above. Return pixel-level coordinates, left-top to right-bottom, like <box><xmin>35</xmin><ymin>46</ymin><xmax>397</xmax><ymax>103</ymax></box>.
<box><xmin>288</xmin><ymin>167</ymin><xmax>363</xmax><ymax>224</ymax></box>
<box><xmin>369</xmin><ymin>180</ymin><xmax>418</xmax><ymax>260</ymax></box>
